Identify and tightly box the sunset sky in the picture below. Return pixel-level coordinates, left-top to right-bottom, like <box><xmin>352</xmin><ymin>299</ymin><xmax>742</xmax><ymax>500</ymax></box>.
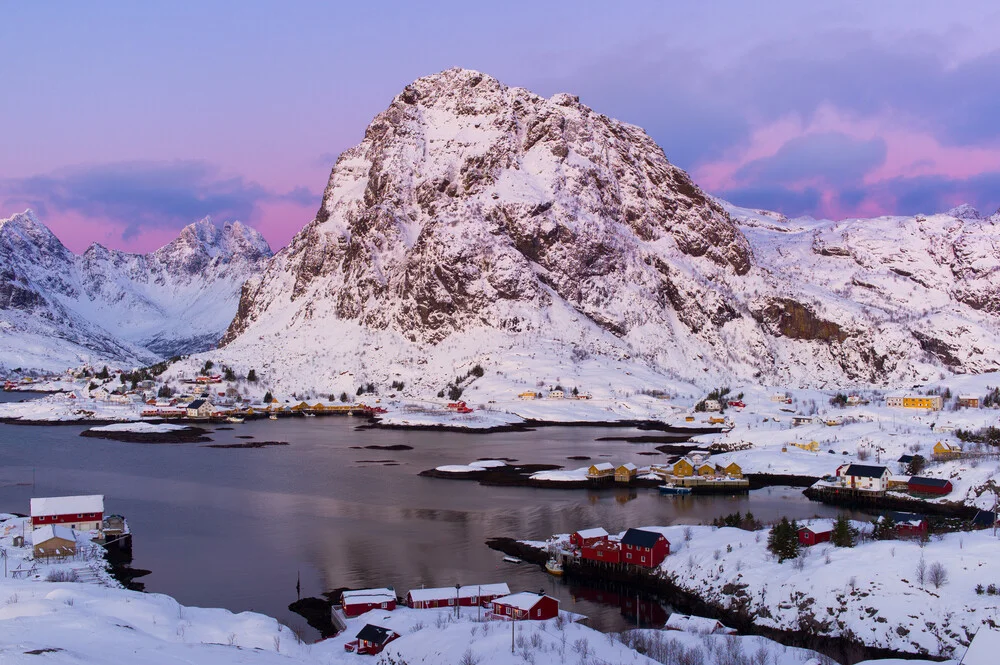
<box><xmin>3</xmin><ymin>1</ymin><xmax>1000</xmax><ymax>253</ymax></box>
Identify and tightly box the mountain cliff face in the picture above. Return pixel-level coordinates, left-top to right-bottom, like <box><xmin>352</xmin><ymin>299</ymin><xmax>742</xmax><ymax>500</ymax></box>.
<box><xmin>0</xmin><ymin>212</ymin><xmax>272</xmax><ymax>372</ymax></box>
<box><xmin>215</xmin><ymin>68</ymin><xmax>1000</xmax><ymax>395</ymax></box>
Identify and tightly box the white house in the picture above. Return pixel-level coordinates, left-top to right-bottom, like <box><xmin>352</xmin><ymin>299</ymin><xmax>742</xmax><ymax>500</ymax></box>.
<box><xmin>548</xmin><ymin>390</ymin><xmax>565</xmax><ymax>399</ymax></box>
<box><xmin>703</xmin><ymin>399</ymin><xmax>721</xmax><ymax>412</ymax></box>
<box><xmin>838</xmin><ymin>464</ymin><xmax>891</xmax><ymax>492</ymax></box>
<box><xmin>185</xmin><ymin>399</ymin><xmax>214</xmax><ymax>418</ymax></box>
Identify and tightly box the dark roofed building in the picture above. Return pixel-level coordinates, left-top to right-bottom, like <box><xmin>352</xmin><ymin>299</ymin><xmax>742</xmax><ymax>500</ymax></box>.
<box><xmin>620</xmin><ymin>528</ymin><xmax>670</xmax><ymax>568</ymax></box>
<box><xmin>353</xmin><ymin>624</ymin><xmax>399</xmax><ymax>656</ymax></box>
<box><xmin>897</xmin><ymin>454</ymin><xmax>914</xmax><ymax>465</ymax></box>
<box><xmin>840</xmin><ymin>464</ymin><xmax>890</xmax><ymax>492</ymax></box>
<box><xmin>907</xmin><ymin>476</ymin><xmax>952</xmax><ymax>495</ymax></box>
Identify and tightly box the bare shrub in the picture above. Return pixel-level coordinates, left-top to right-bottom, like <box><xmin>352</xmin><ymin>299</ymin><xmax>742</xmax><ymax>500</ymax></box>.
<box><xmin>928</xmin><ymin>561</ymin><xmax>949</xmax><ymax>588</ymax></box>
<box><xmin>916</xmin><ymin>557</ymin><xmax>927</xmax><ymax>586</ymax></box>
<box><xmin>46</xmin><ymin>569</ymin><xmax>79</xmax><ymax>583</ymax></box>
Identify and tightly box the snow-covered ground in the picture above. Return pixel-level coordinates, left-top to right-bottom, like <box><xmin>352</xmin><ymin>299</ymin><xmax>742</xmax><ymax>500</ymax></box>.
<box><xmin>542</xmin><ymin>522</ymin><xmax>1000</xmax><ymax>659</ymax></box>
<box><xmin>87</xmin><ymin>422</ymin><xmax>190</xmax><ymax>434</ymax></box>
<box><xmin>434</xmin><ymin>459</ymin><xmax>509</xmax><ymax>473</ymax></box>
<box><xmin>0</xmin><ymin>391</ymin><xmax>143</xmax><ymax>422</ymax></box>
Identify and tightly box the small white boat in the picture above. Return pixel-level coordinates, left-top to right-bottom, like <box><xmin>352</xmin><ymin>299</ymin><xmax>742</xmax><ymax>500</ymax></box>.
<box><xmin>545</xmin><ymin>558</ymin><xmax>564</xmax><ymax>576</ymax></box>
<box><xmin>303</xmin><ymin>412</ymin><xmax>316</xmax><ymax>418</ymax></box>
<box><xmin>226</xmin><ymin>416</ymin><xmax>244</xmax><ymax>424</ymax></box>
<box><xmin>269</xmin><ymin>414</ymin><xmax>278</xmax><ymax>421</ymax></box>
<box><xmin>502</xmin><ymin>555</ymin><xmax>522</xmax><ymax>564</ymax></box>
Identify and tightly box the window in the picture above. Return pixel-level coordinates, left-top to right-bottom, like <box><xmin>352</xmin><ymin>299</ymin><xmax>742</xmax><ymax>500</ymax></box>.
<box><xmin>448</xmin><ymin>599</ymin><xmax>455</xmax><ymax>606</ymax></box>
<box><xmin>641</xmin><ymin>556</ymin><xmax>646</xmax><ymax>563</ymax></box>
<box><xmin>381</xmin><ymin>602</ymin><xmax>387</xmax><ymax>608</ymax></box>
<box><xmin>626</xmin><ymin>553</ymin><xmax>632</xmax><ymax>560</ymax></box>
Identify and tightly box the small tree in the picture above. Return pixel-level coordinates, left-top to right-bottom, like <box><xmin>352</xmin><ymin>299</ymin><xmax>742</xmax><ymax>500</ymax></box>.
<box><xmin>264</xmin><ymin>391</ymin><xmax>274</xmax><ymax>403</ymax></box>
<box><xmin>96</xmin><ymin>366</ymin><xmax>110</xmax><ymax>380</ymax></box>
<box><xmin>872</xmin><ymin>515</ymin><xmax>896</xmax><ymax>541</ymax></box>
<box><xmin>470</xmin><ymin>364</ymin><xmax>485</xmax><ymax>378</ymax></box>
<box><xmin>928</xmin><ymin>561</ymin><xmax>948</xmax><ymax>588</ymax></box>
<box><xmin>767</xmin><ymin>517</ymin><xmax>800</xmax><ymax>562</ymax></box>
<box><xmin>246</xmin><ymin>369</ymin><xmax>258</xmax><ymax>382</ymax></box>
<box><xmin>339</xmin><ymin>392</ymin><xmax>348</xmax><ymax>403</ymax></box>
<box><xmin>157</xmin><ymin>384</ymin><xmax>173</xmax><ymax>398</ymax></box>
<box><xmin>906</xmin><ymin>455</ymin><xmax>927</xmax><ymax>475</ymax></box>
<box><xmin>831</xmin><ymin>514</ymin><xmax>857</xmax><ymax>547</ymax></box>
<box><xmin>448</xmin><ymin>385</ymin><xmax>463</xmax><ymax>401</ymax></box>
<box><xmin>223</xmin><ymin>367</ymin><xmax>236</xmax><ymax>382</ymax></box>
<box><xmin>916</xmin><ymin>556</ymin><xmax>927</xmax><ymax>586</ymax></box>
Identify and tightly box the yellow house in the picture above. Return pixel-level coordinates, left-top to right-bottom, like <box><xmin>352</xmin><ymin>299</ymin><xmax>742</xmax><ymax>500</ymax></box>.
<box><xmin>291</xmin><ymin>401</ymin><xmax>311</xmax><ymax>412</ymax></box>
<box><xmin>672</xmin><ymin>458</ymin><xmax>695</xmax><ymax>477</ymax></box>
<box><xmin>615</xmin><ymin>463</ymin><xmax>638</xmax><ymax>483</ymax></box>
<box><xmin>518</xmin><ymin>391</ymin><xmax>538</xmax><ymax>400</ymax></box>
<box><xmin>586</xmin><ymin>463</ymin><xmax>615</xmax><ymax>479</ymax></box>
<box><xmin>932</xmin><ymin>441</ymin><xmax>961</xmax><ymax>458</ymax></box>
<box><xmin>889</xmin><ymin>395</ymin><xmax>943</xmax><ymax>410</ymax></box>
<box><xmin>708</xmin><ymin>416</ymin><xmax>727</xmax><ymax>425</ymax></box>
<box><xmin>716</xmin><ymin>462</ymin><xmax>743</xmax><ymax>478</ymax></box>
<box><xmin>684</xmin><ymin>415</ymin><xmax>695</xmax><ymax>422</ymax></box>
<box><xmin>790</xmin><ymin>440</ymin><xmax>820</xmax><ymax>452</ymax></box>
<box><xmin>696</xmin><ymin>462</ymin><xmax>716</xmax><ymax>477</ymax></box>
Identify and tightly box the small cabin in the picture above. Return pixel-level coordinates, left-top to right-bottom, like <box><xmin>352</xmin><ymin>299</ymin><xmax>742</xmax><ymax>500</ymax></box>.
<box><xmin>792</xmin><ymin>416</ymin><xmax>814</xmax><ymax>427</ymax></box>
<box><xmin>517</xmin><ymin>391</ymin><xmax>538</xmax><ymax>400</ymax></box>
<box><xmin>672</xmin><ymin>458</ymin><xmax>694</xmax><ymax>477</ymax></box>
<box><xmin>581</xmin><ymin>540</ymin><xmax>621</xmax><ymax>564</ymax></box>
<box><xmin>586</xmin><ymin>463</ymin><xmax>615</xmax><ymax>480</ymax></box>
<box><xmin>664</xmin><ymin>613</ymin><xmax>736</xmax><ymax>635</ymax></box>
<box><xmin>797</xmin><ymin>523</ymin><xmax>833</xmax><ymax>547</ymax></box>
<box><xmin>695</xmin><ymin>462</ymin><xmax>716</xmax><ymax>477</ymax></box>
<box><xmin>932</xmin><ymin>441</ymin><xmax>961</xmax><ymax>459</ymax></box>
<box><xmin>715</xmin><ymin>461</ymin><xmax>743</xmax><ymax>478</ymax></box>
<box><xmin>32</xmin><ymin>525</ymin><xmax>77</xmax><ymax>558</ymax></box>
<box><xmin>570</xmin><ymin>527</ymin><xmax>609</xmax><ymax>548</ymax></box>
<box><xmin>703</xmin><ymin>399</ymin><xmax>721</xmax><ymax>412</ymax></box>
<box><xmin>614</xmin><ymin>463</ymin><xmax>638</xmax><ymax>483</ymax></box>
<box><xmin>491</xmin><ymin>593</ymin><xmax>559</xmax><ymax>621</ymax></box>
<box><xmin>350</xmin><ymin>624</ymin><xmax>399</xmax><ymax>656</ymax></box>
<box><xmin>548</xmin><ymin>390</ymin><xmax>564</xmax><ymax>399</ymax></box>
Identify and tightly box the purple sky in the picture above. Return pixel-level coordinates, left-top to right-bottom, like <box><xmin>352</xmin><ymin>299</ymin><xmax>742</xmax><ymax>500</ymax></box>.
<box><xmin>3</xmin><ymin>1</ymin><xmax>1000</xmax><ymax>253</ymax></box>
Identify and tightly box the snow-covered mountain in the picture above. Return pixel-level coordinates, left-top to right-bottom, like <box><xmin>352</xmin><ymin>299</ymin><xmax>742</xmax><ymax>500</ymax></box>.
<box><xmin>209</xmin><ymin>67</ymin><xmax>1000</xmax><ymax>396</ymax></box>
<box><xmin>0</xmin><ymin>211</ymin><xmax>272</xmax><ymax>372</ymax></box>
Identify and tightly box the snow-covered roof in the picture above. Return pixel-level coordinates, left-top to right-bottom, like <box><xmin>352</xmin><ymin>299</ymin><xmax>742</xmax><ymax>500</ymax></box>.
<box><xmin>617</xmin><ymin>463</ymin><xmax>638</xmax><ymax>471</ymax></box>
<box><xmin>963</xmin><ymin>627</ymin><xmax>1000</xmax><ymax>665</ymax></box>
<box><xmin>30</xmin><ymin>495</ymin><xmax>104</xmax><ymax>517</ymax></box>
<box><xmin>32</xmin><ymin>524</ymin><xmax>75</xmax><ymax>544</ymax></box>
<box><xmin>408</xmin><ymin>583</ymin><xmax>510</xmax><ymax>602</ymax></box>
<box><xmin>342</xmin><ymin>588</ymin><xmax>396</xmax><ymax>604</ymax></box>
<box><xmin>575</xmin><ymin>527</ymin><xmax>609</xmax><ymax>539</ymax></box>
<box><xmin>590</xmin><ymin>463</ymin><xmax>614</xmax><ymax>471</ymax></box>
<box><xmin>492</xmin><ymin>592</ymin><xmax>551</xmax><ymax>611</ymax></box>
<box><xmin>843</xmin><ymin>464</ymin><xmax>888</xmax><ymax>478</ymax></box>
<box><xmin>800</xmin><ymin>524</ymin><xmax>833</xmax><ymax>535</ymax></box>
<box><xmin>664</xmin><ymin>613</ymin><xmax>733</xmax><ymax>634</ymax></box>
<box><xmin>958</xmin><ymin>394</ymin><xmax>979</xmax><ymax>400</ymax></box>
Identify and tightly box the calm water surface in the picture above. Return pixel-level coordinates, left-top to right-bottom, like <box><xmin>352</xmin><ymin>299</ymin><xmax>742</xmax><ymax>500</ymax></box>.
<box><xmin>0</xmin><ymin>393</ymin><xmax>858</xmax><ymax>638</ymax></box>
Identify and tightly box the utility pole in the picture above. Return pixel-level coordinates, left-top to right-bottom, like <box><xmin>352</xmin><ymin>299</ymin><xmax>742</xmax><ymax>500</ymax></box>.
<box><xmin>511</xmin><ymin>613</ymin><xmax>515</xmax><ymax>653</ymax></box>
<box><xmin>455</xmin><ymin>584</ymin><xmax>461</xmax><ymax>619</ymax></box>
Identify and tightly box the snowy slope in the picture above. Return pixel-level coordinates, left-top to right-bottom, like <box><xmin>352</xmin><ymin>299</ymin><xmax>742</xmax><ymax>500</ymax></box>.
<box><xmin>208</xmin><ymin>68</ymin><xmax>1000</xmax><ymax>397</ymax></box>
<box><xmin>0</xmin><ymin>211</ymin><xmax>271</xmax><ymax>372</ymax></box>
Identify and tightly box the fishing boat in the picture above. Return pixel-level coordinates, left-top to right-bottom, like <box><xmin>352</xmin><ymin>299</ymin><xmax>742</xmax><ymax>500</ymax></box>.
<box><xmin>226</xmin><ymin>416</ymin><xmax>244</xmax><ymax>424</ymax></box>
<box><xmin>502</xmin><ymin>555</ymin><xmax>522</xmax><ymax>564</ymax></box>
<box><xmin>303</xmin><ymin>412</ymin><xmax>316</xmax><ymax>417</ymax></box>
<box><xmin>544</xmin><ymin>558</ymin><xmax>564</xmax><ymax>576</ymax></box>
<box><xmin>268</xmin><ymin>414</ymin><xmax>278</xmax><ymax>421</ymax></box>
<box><xmin>658</xmin><ymin>484</ymin><xmax>692</xmax><ymax>496</ymax></box>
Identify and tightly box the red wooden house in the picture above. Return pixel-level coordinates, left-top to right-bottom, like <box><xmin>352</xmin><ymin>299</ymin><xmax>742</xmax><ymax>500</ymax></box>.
<box><xmin>907</xmin><ymin>477</ymin><xmax>952</xmax><ymax>496</ymax></box>
<box><xmin>341</xmin><ymin>588</ymin><xmax>396</xmax><ymax>617</ymax></box>
<box><xmin>887</xmin><ymin>512</ymin><xmax>928</xmax><ymax>538</ymax></box>
<box><xmin>581</xmin><ymin>540</ymin><xmax>621</xmax><ymax>564</ymax></box>
<box><xmin>491</xmin><ymin>592</ymin><xmax>559</xmax><ymax>621</ymax></box>
<box><xmin>30</xmin><ymin>495</ymin><xmax>104</xmax><ymax>532</ymax></box>
<box><xmin>621</xmin><ymin>528</ymin><xmax>670</xmax><ymax>568</ymax></box>
<box><xmin>406</xmin><ymin>583</ymin><xmax>509</xmax><ymax>608</ymax></box>
<box><xmin>346</xmin><ymin>624</ymin><xmax>399</xmax><ymax>655</ymax></box>
<box><xmin>797</xmin><ymin>524</ymin><xmax>833</xmax><ymax>547</ymax></box>
<box><xmin>570</xmin><ymin>527</ymin><xmax>609</xmax><ymax>548</ymax></box>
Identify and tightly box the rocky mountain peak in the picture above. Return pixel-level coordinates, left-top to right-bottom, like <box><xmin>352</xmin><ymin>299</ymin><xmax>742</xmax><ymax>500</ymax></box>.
<box><xmin>946</xmin><ymin>203</ymin><xmax>982</xmax><ymax>220</ymax></box>
<box><xmin>154</xmin><ymin>217</ymin><xmax>272</xmax><ymax>274</ymax></box>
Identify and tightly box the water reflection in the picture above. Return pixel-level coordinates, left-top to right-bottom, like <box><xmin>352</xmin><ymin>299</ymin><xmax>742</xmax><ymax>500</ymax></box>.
<box><xmin>0</xmin><ymin>415</ymin><xmax>863</xmax><ymax>639</ymax></box>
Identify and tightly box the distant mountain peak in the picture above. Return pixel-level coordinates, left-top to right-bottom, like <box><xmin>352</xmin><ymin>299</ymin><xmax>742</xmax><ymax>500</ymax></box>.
<box><xmin>946</xmin><ymin>203</ymin><xmax>982</xmax><ymax>220</ymax></box>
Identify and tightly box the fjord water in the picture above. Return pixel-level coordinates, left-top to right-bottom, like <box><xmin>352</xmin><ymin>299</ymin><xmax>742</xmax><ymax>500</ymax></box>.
<box><xmin>0</xmin><ymin>399</ymin><xmax>853</xmax><ymax>638</ymax></box>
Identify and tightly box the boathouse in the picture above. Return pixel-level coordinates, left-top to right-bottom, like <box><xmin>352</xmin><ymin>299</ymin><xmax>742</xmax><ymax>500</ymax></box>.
<box><xmin>797</xmin><ymin>523</ymin><xmax>833</xmax><ymax>547</ymax></box>
<box><xmin>907</xmin><ymin>476</ymin><xmax>953</xmax><ymax>496</ymax></box>
<box><xmin>614</xmin><ymin>463</ymin><xmax>638</xmax><ymax>483</ymax></box>
<box><xmin>621</xmin><ymin>528</ymin><xmax>669</xmax><ymax>568</ymax></box>
<box><xmin>406</xmin><ymin>583</ymin><xmax>510</xmax><ymax>608</ymax></box>
<box><xmin>350</xmin><ymin>624</ymin><xmax>399</xmax><ymax>656</ymax></box>
<box><xmin>586</xmin><ymin>463</ymin><xmax>615</xmax><ymax>480</ymax></box>
<box><xmin>581</xmin><ymin>540</ymin><xmax>621</xmax><ymax>564</ymax></box>
<box><xmin>570</xmin><ymin>527</ymin><xmax>609</xmax><ymax>548</ymax></box>
<box><xmin>341</xmin><ymin>588</ymin><xmax>397</xmax><ymax>617</ymax></box>
<box><xmin>30</xmin><ymin>495</ymin><xmax>104</xmax><ymax>531</ymax></box>
<box><xmin>491</xmin><ymin>592</ymin><xmax>559</xmax><ymax>621</ymax></box>
<box><xmin>672</xmin><ymin>458</ymin><xmax>695</xmax><ymax>477</ymax></box>
<box><xmin>32</xmin><ymin>525</ymin><xmax>77</xmax><ymax>558</ymax></box>
<box><xmin>185</xmin><ymin>399</ymin><xmax>214</xmax><ymax>418</ymax></box>
<box><xmin>715</xmin><ymin>462</ymin><xmax>743</xmax><ymax>478</ymax></box>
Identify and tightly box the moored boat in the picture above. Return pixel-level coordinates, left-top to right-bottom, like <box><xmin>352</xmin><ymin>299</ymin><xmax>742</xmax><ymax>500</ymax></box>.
<box><xmin>544</xmin><ymin>558</ymin><xmax>564</xmax><ymax>576</ymax></box>
<box><xmin>502</xmin><ymin>555</ymin><xmax>522</xmax><ymax>564</ymax></box>
<box><xmin>269</xmin><ymin>414</ymin><xmax>278</xmax><ymax>421</ymax></box>
<box><xmin>658</xmin><ymin>484</ymin><xmax>692</xmax><ymax>496</ymax></box>
<box><xmin>226</xmin><ymin>416</ymin><xmax>244</xmax><ymax>424</ymax></box>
